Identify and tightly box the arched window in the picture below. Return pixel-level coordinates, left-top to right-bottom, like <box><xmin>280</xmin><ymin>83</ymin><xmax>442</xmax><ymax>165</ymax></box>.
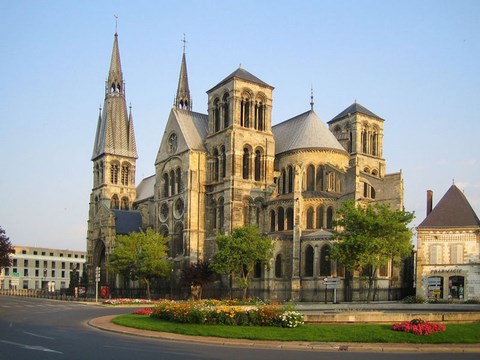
<box><xmin>241</xmin><ymin>98</ymin><xmax>250</xmax><ymax>127</ymax></box>
<box><xmin>121</xmin><ymin>164</ymin><xmax>129</xmax><ymax>185</ymax></box>
<box><xmin>287</xmin><ymin>166</ymin><xmax>293</xmax><ymax>193</ymax></box>
<box><xmin>176</xmin><ymin>168</ymin><xmax>182</xmax><ymax>192</ymax></box>
<box><xmin>110</xmin><ymin>194</ymin><xmax>119</xmax><ymax>209</ymax></box>
<box><xmin>316</xmin><ymin>206</ymin><xmax>324</xmax><ymax>229</ymax></box>
<box><xmin>316</xmin><ymin>165</ymin><xmax>324</xmax><ymax>191</ymax></box>
<box><xmin>320</xmin><ymin>245</ymin><xmax>331</xmax><ymax>276</ymax></box>
<box><xmin>159</xmin><ymin>225</ymin><xmax>169</xmax><ymax>237</ymax></box>
<box><xmin>170</xmin><ymin>170</ymin><xmax>176</xmax><ymax>195</ymax></box>
<box><xmin>306</xmin><ymin>165</ymin><xmax>315</xmax><ymax>191</ymax></box>
<box><xmin>163</xmin><ymin>173</ymin><xmax>169</xmax><ymax>197</ymax></box>
<box><xmin>242</xmin><ymin>148</ymin><xmax>250</xmax><ymax>179</ymax></box>
<box><xmin>278</xmin><ymin>207</ymin><xmax>285</xmax><ymax>231</ymax></box>
<box><xmin>270</xmin><ymin>210</ymin><xmax>276</xmax><ymax>232</ymax></box>
<box><xmin>121</xmin><ymin>197</ymin><xmax>129</xmax><ymax>210</ymax></box>
<box><xmin>211</xmin><ymin>199</ymin><xmax>217</xmax><ymax>230</ymax></box>
<box><xmin>306</xmin><ymin>207</ymin><xmax>314</xmax><ymax>229</ymax></box>
<box><xmin>213</xmin><ymin>98</ymin><xmax>220</xmax><ymax>132</ymax></box>
<box><xmin>281</xmin><ymin>169</ymin><xmax>286</xmax><ymax>194</ymax></box>
<box><xmin>213</xmin><ymin>148</ymin><xmax>219</xmax><ymax>181</ymax></box>
<box><xmin>243</xmin><ymin>199</ymin><xmax>251</xmax><ymax>225</ymax></box>
<box><xmin>110</xmin><ymin>163</ymin><xmax>119</xmax><ymax>184</ymax></box>
<box><xmin>362</xmin><ymin>129</ymin><xmax>368</xmax><ymax>153</ymax></box>
<box><xmin>254</xmin><ymin>150</ymin><xmax>262</xmax><ymax>181</ymax></box>
<box><xmin>258</xmin><ymin>103</ymin><xmax>265</xmax><ymax>131</ymax></box>
<box><xmin>326</xmin><ymin>206</ymin><xmax>334</xmax><ymax>229</ymax></box>
<box><xmin>275</xmin><ymin>254</ymin><xmax>282</xmax><ymax>278</ymax></box>
<box><xmin>304</xmin><ymin>245</ymin><xmax>314</xmax><ymax>277</ymax></box>
<box><xmin>221</xmin><ymin>146</ymin><xmax>226</xmax><ymax>178</ymax></box>
<box><xmin>173</xmin><ymin>222</ymin><xmax>184</xmax><ymax>256</ymax></box>
<box><xmin>286</xmin><ymin>207</ymin><xmax>294</xmax><ymax>230</ymax></box>
<box><xmin>223</xmin><ymin>93</ymin><xmax>229</xmax><ymax>128</ymax></box>
<box><xmin>218</xmin><ymin>197</ymin><xmax>224</xmax><ymax>233</ymax></box>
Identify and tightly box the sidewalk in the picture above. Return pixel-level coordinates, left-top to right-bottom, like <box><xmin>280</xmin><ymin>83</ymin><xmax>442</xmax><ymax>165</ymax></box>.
<box><xmin>88</xmin><ymin>315</ymin><xmax>480</xmax><ymax>353</ymax></box>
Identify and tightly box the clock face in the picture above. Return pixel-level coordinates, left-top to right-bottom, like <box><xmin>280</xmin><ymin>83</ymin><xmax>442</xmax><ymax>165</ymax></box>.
<box><xmin>159</xmin><ymin>202</ymin><xmax>169</xmax><ymax>221</ymax></box>
<box><xmin>175</xmin><ymin>198</ymin><xmax>184</xmax><ymax>216</ymax></box>
<box><xmin>168</xmin><ymin>133</ymin><xmax>177</xmax><ymax>154</ymax></box>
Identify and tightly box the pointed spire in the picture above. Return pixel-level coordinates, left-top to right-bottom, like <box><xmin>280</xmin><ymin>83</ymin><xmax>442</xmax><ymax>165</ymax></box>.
<box><xmin>92</xmin><ymin>32</ymin><xmax>137</xmax><ymax>160</ymax></box>
<box><xmin>175</xmin><ymin>34</ymin><xmax>192</xmax><ymax>111</ymax></box>
<box><xmin>107</xmin><ymin>32</ymin><xmax>124</xmax><ymax>96</ymax></box>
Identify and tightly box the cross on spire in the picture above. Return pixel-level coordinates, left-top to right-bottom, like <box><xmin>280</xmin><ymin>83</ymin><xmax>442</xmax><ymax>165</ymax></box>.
<box><xmin>181</xmin><ymin>33</ymin><xmax>187</xmax><ymax>54</ymax></box>
<box><xmin>114</xmin><ymin>14</ymin><xmax>118</xmax><ymax>34</ymax></box>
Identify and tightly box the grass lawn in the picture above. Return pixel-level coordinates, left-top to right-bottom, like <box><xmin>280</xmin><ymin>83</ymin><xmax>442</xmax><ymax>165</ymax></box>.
<box><xmin>112</xmin><ymin>314</ymin><xmax>480</xmax><ymax>344</ymax></box>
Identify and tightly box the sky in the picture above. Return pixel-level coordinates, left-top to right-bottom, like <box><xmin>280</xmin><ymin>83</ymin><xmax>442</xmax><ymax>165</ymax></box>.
<box><xmin>1</xmin><ymin>0</ymin><xmax>479</xmax><ymax>251</ymax></box>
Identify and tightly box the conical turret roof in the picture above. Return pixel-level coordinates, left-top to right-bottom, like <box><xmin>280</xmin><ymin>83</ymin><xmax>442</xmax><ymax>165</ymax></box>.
<box><xmin>273</xmin><ymin>110</ymin><xmax>346</xmax><ymax>155</ymax></box>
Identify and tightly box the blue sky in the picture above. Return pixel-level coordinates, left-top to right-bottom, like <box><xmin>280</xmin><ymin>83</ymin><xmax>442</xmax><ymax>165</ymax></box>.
<box><xmin>1</xmin><ymin>0</ymin><xmax>479</xmax><ymax>251</ymax></box>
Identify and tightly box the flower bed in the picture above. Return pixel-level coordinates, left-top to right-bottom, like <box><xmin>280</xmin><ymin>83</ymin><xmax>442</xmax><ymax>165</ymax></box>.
<box><xmin>391</xmin><ymin>318</ymin><xmax>446</xmax><ymax>335</ymax></box>
<box><xmin>148</xmin><ymin>299</ymin><xmax>304</xmax><ymax>328</ymax></box>
<box><xmin>102</xmin><ymin>298</ymin><xmax>154</xmax><ymax>305</ymax></box>
<box><xmin>132</xmin><ymin>308</ymin><xmax>154</xmax><ymax>315</ymax></box>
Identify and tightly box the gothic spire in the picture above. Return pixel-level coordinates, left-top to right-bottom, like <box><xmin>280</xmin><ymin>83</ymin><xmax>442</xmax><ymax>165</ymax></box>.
<box><xmin>175</xmin><ymin>34</ymin><xmax>192</xmax><ymax>111</ymax></box>
<box><xmin>92</xmin><ymin>33</ymin><xmax>137</xmax><ymax>160</ymax></box>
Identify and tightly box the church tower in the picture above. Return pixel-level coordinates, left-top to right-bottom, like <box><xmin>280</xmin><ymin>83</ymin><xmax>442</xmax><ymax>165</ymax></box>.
<box><xmin>204</xmin><ymin>68</ymin><xmax>276</xmax><ymax>237</ymax></box>
<box><xmin>174</xmin><ymin>43</ymin><xmax>192</xmax><ymax>111</ymax></box>
<box><xmin>87</xmin><ymin>32</ymin><xmax>138</xmax><ymax>282</ymax></box>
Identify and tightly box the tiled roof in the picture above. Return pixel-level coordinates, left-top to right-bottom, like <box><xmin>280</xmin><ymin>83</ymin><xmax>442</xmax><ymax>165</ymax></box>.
<box><xmin>209</xmin><ymin>67</ymin><xmax>272</xmax><ymax>92</ymax></box>
<box><xmin>418</xmin><ymin>185</ymin><xmax>480</xmax><ymax>228</ymax></box>
<box><xmin>302</xmin><ymin>229</ymin><xmax>332</xmax><ymax>239</ymax></box>
<box><xmin>136</xmin><ymin>174</ymin><xmax>155</xmax><ymax>202</ymax></box>
<box><xmin>174</xmin><ymin>108</ymin><xmax>208</xmax><ymax>151</ymax></box>
<box><xmin>328</xmin><ymin>102</ymin><xmax>383</xmax><ymax>123</ymax></box>
<box><xmin>112</xmin><ymin>210</ymin><xmax>143</xmax><ymax>234</ymax></box>
<box><xmin>273</xmin><ymin>110</ymin><xmax>346</xmax><ymax>155</ymax></box>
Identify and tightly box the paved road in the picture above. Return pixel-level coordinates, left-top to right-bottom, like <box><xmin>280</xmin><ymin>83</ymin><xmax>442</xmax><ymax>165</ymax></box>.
<box><xmin>0</xmin><ymin>296</ymin><xmax>477</xmax><ymax>360</ymax></box>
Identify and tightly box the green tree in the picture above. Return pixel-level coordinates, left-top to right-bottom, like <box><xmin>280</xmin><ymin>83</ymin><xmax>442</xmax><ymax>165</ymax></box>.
<box><xmin>108</xmin><ymin>228</ymin><xmax>172</xmax><ymax>299</ymax></box>
<box><xmin>211</xmin><ymin>225</ymin><xmax>274</xmax><ymax>300</ymax></box>
<box><xmin>181</xmin><ymin>261</ymin><xmax>215</xmax><ymax>300</ymax></box>
<box><xmin>330</xmin><ymin>201</ymin><xmax>414</xmax><ymax>303</ymax></box>
<box><xmin>0</xmin><ymin>226</ymin><xmax>14</xmax><ymax>272</ymax></box>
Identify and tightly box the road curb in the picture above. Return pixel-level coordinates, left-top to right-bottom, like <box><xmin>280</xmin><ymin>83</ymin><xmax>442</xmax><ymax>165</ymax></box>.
<box><xmin>87</xmin><ymin>315</ymin><xmax>480</xmax><ymax>353</ymax></box>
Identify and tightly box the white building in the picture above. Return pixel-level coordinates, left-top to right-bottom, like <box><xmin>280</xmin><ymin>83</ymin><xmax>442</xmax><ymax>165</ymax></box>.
<box><xmin>416</xmin><ymin>185</ymin><xmax>480</xmax><ymax>301</ymax></box>
<box><xmin>0</xmin><ymin>245</ymin><xmax>86</xmax><ymax>292</ymax></box>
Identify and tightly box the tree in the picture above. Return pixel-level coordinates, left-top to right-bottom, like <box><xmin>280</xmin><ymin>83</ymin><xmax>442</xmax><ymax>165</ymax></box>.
<box><xmin>211</xmin><ymin>225</ymin><xmax>274</xmax><ymax>300</ymax></box>
<box><xmin>0</xmin><ymin>226</ymin><xmax>14</xmax><ymax>272</ymax></box>
<box><xmin>329</xmin><ymin>201</ymin><xmax>414</xmax><ymax>303</ymax></box>
<box><xmin>181</xmin><ymin>261</ymin><xmax>215</xmax><ymax>300</ymax></box>
<box><xmin>108</xmin><ymin>228</ymin><xmax>172</xmax><ymax>299</ymax></box>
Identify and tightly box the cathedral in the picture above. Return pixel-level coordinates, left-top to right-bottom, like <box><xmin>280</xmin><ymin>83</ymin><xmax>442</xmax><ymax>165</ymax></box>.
<box><xmin>87</xmin><ymin>33</ymin><xmax>405</xmax><ymax>301</ymax></box>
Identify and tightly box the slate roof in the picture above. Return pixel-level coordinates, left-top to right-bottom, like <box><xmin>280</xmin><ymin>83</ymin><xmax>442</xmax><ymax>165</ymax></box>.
<box><xmin>174</xmin><ymin>108</ymin><xmax>208</xmax><ymax>151</ymax></box>
<box><xmin>272</xmin><ymin>110</ymin><xmax>346</xmax><ymax>155</ymax></box>
<box><xmin>208</xmin><ymin>67</ymin><xmax>273</xmax><ymax>92</ymax></box>
<box><xmin>136</xmin><ymin>174</ymin><xmax>155</xmax><ymax>202</ymax></box>
<box><xmin>112</xmin><ymin>210</ymin><xmax>143</xmax><ymax>234</ymax></box>
<box><xmin>328</xmin><ymin>102</ymin><xmax>383</xmax><ymax>124</ymax></box>
<box><xmin>302</xmin><ymin>229</ymin><xmax>333</xmax><ymax>239</ymax></box>
<box><xmin>418</xmin><ymin>185</ymin><xmax>480</xmax><ymax>228</ymax></box>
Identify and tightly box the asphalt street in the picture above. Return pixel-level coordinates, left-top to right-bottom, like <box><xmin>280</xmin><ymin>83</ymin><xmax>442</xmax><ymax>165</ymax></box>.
<box><xmin>0</xmin><ymin>296</ymin><xmax>478</xmax><ymax>360</ymax></box>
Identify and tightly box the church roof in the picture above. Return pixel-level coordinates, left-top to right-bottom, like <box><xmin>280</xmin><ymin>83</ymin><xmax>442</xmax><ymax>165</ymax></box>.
<box><xmin>418</xmin><ymin>185</ymin><xmax>480</xmax><ymax>228</ymax></box>
<box><xmin>112</xmin><ymin>210</ymin><xmax>142</xmax><ymax>234</ymax></box>
<box><xmin>208</xmin><ymin>67</ymin><xmax>273</xmax><ymax>92</ymax></box>
<box><xmin>174</xmin><ymin>108</ymin><xmax>208</xmax><ymax>151</ymax></box>
<box><xmin>272</xmin><ymin>110</ymin><xmax>346</xmax><ymax>155</ymax></box>
<box><xmin>136</xmin><ymin>174</ymin><xmax>155</xmax><ymax>202</ymax></box>
<box><xmin>302</xmin><ymin>229</ymin><xmax>333</xmax><ymax>239</ymax></box>
<box><xmin>328</xmin><ymin>102</ymin><xmax>383</xmax><ymax>124</ymax></box>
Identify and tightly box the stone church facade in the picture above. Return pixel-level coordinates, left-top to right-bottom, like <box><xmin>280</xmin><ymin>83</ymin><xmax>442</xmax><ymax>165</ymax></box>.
<box><xmin>87</xmin><ymin>33</ymin><xmax>406</xmax><ymax>301</ymax></box>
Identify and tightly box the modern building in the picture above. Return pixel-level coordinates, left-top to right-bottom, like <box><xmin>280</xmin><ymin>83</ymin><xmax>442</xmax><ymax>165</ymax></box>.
<box><xmin>0</xmin><ymin>245</ymin><xmax>86</xmax><ymax>292</ymax></box>
<box><xmin>416</xmin><ymin>185</ymin><xmax>480</xmax><ymax>301</ymax></box>
<box><xmin>87</xmin><ymin>32</ymin><xmax>406</xmax><ymax>301</ymax></box>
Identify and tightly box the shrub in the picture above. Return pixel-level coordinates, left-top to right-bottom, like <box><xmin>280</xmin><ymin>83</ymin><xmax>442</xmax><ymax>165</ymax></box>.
<box><xmin>280</xmin><ymin>311</ymin><xmax>304</xmax><ymax>328</ymax></box>
<box><xmin>391</xmin><ymin>319</ymin><xmax>446</xmax><ymax>335</ymax></box>
<box><xmin>132</xmin><ymin>308</ymin><xmax>154</xmax><ymax>315</ymax></box>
